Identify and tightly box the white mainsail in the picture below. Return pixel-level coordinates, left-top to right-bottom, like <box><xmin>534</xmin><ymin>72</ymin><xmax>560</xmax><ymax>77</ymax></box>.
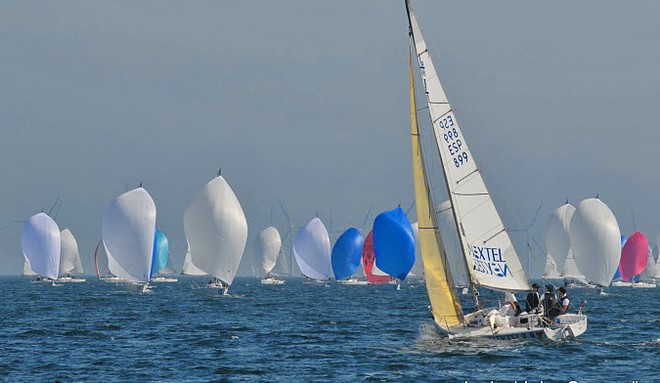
<box><xmin>93</xmin><ymin>239</ymin><xmax>112</xmax><ymax>278</ymax></box>
<box><xmin>408</xmin><ymin>6</ymin><xmax>529</xmax><ymax>292</ymax></box>
<box><xmin>293</xmin><ymin>218</ymin><xmax>332</xmax><ymax>280</ymax></box>
<box><xmin>181</xmin><ymin>241</ymin><xmax>207</xmax><ymax>276</ymax></box>
<box><xmin>543</xmin><ymin>254</ymin><xmax>562</xmax><ymax>279</ymax></box>
<box><xmin>59</xmin><ymin>228</ymin><xmax>82</xmax><ymax>276</ymax></box>
<box><xmin>21</xmin><ymin>213</ymin><xmax>61</xmax><ymax>280</ymax></box>
<box><xmin>23</xmin><ymin>260</ymin><xmax>37</xmax><ymax>276</ymax></box>
<box><xmin>561</xmin><ymin>251</ymin><xmax>588</xmax><ymax>283</ymax></box>
<box><xmin>102</xmin><ymin>187</ymin><xmax>157</xmax><ymax>283</ymax></box>
<box><xmin>183</xmin><ymin>175</ymin><xmax>248</xmax><ymax>286</ymax></box>
<box><xmin>569</xmin><ymin>198</ymin><xmax>621</xmax><ymax>286</ymax></box>
<box><xmin>253</xmin><ymin>226</ymin><xmax>282</xmax><ymax>278</ymax></box>
<box><xmin>638</xmin><ymin>250</ymin><xmax>656</xmax><ymax>281</ymax></box>
<box><xmin>544</xmin><ymin>204</ymin><xmax>575</xmax><ymax>275</ymax></box>
<box><xmin>436</xmin><ymin>201</ymin><xmax>470</xmax><ymax>287</ymax></box>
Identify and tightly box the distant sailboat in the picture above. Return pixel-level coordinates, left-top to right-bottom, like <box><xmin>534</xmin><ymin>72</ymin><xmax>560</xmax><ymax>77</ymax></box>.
<box><xmin>561</xmin><ymin>251</ymin><xmax>590</xmax><ymax>287</ymax></box>
<box><xmin>635</xmin><ymin>246</ymin><xmax>656</xmax><ymax>287</ymax></box>
<box><xmin>151</xmin><ymin>229</ymin><xmax>177</xmax><ymax>283</ymax></box>
<box><xmin>361</xmin><ymin>231</ymin><xmax>392</xmax><ymax>285</ymax></box>
<box><xmin>543</xmin><ymin>255</ymin><xmax>562</xmax><ymax>280</ymax></box>
<box><xmin>58</xmin><ymin>228</ymin><xmax>85</xmax><ymax>283</ymax></box>
<box><xmin>545</xmin><ymin>203</ymin><xmax>576</xmax><ymax>278</ymax></box>
<box><xmin>102</xmin><ymin>187</ymin><xmax>157</xmax><ymax>292</ymax></box>
<box><xmin>253</xmin><ymin>226</ymin><xmax>285</xmax><ymax>285</ymax></box>
<box><xmin>373</xmin><ymin>207</ymin><xmax>415</xmax><ymax>289</ymax></box>
<box><xmin>181</xmin><ymin>241</ymin><xmax>207</xmax><ymax>276</ymax></box>
<box><xmin>406</xmin><ymin>0</ymin><xmax>586</xmax><ymax>339</ymax></box>
<box><xmin>184</xmin><ymin>174</ymin><xmax>248</xmax><ymax>295</ymax></box>
<box><xmin>293</xmin><ymin>217</ymin><xmax>332</xmax><ymax>282</ymax></box>
<box><xmin>569</xmin><ymin>198</ymin><xmax>621</xmax><ymax>287</ymax></box>
<box><xmin>22</xmin><ymin>212</ymin><xmax>61</xmax><ymax>283</ymax></box>
<box><xmin>331</xmin><ymin>227</ymin><xmax>366</xmax><ymax>284</ymax></box>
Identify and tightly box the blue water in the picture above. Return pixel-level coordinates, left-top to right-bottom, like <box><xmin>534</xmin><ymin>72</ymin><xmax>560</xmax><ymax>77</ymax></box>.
<box><xmin>0</xmin><ymin>277</ymin><xmax>657</xmax><ymax>383</ymax></box>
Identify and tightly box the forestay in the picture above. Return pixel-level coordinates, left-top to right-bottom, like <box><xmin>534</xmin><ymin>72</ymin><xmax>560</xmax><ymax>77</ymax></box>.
<box><xmin>253</xmin><ymin>226</ymin><xmax>282</xmax><ymax>278</ymax></box>
<box><xmin>59</xmin><ymin>228</ymin><xmax>81</xmax><ymax>276</ymax></box>
<box><xmin>22</xmin><ymin>213</ymin><xmax>61</xmax><ymax>280</ymax></box>
<box><xmin>569</xmin><ymin>198</ymin><xmax>621</xmax><ymax>286</ymax></box>
<box><xmin>408</xmin><ymin>5</ymin><xmax>529</xmax><ymax>292</ymax></box>
<box><xmin>293</xmin><ymin>218</ymin><xmax>332</xmax><ymax>280</ymax></box>
<box><xmin>331</xmin><ymin>227</ymin><xmax>364</xmax><ymax>280</ymax></box>
<box><xmin>184</xmin><ymin>175</ymin><xmax>248</xmax><ymax>286</ymax></box>
<box><xmin>545</xmin><ymin>204</ymin><xmax>576</xmax><ymax>275</ymax></box>
<box><xmin>102</xmin><ymin>187</ymin><xmax>157</xmax><ymax>283</ymax></box>
<box><xmin>373</xmin><ymin>207</ymin><xmax>415</xmax><ymax>281</ymax></box>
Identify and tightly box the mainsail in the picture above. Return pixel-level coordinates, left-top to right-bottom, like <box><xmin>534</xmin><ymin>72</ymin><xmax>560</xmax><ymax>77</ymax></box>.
<box><xmin>638</xmin><ymin>247</ymin><xmax>656</xmax><ymax>281</ymax></box>
<box><xmin>94</xmin><ymin>239</ymin><xmax>112</xmax><ymax>278</ymax></box>
<box><xmin>373</xmin><ymin>207</ymin><xmax>415</xmax><ymax>281</ymax></box>
<box><xmin>330</xmin><ymin>227</ymin><xmax>364</xmax><ymax>280</ymax></box>
<box><xmin>545</xmin><ymin>204</ymin><xmax>576</xmax><ymax>275</ymax></box>
<box><xmin>543</xmin><ymin>254</ymin><xmax>562</xmax><ymax>279</ymax></box>
<box><xmin>59</xmin><ymin>228</ymin><xmax>82</xmax><ymax>276</ymax></box>
<box><xmin>361</xmin><ymin>231</ymin><xmax>392</xmax><ymax>284</ymax></box>
<box><xmin>569</xmin><ymin>198</ymin><xmax>621</xmax><ymax>286</ymax></box>
<box><xmin>183</xmin><ymin>175</ymin><xmax>248</xmax><ymax>286</ymax></box>
<box><xmin>21</xmin><ymin>213</ymin><xmax>61</xmax><ymax>280</ymax></box>
<box><xmin>293</xmin><ymin>217</ymin><xmax>332</xmax><ymax>280</ymax></box>
<box><xmin>181</xmin><ymin>241</ymin><xmax>207</xmax><ymax>276</ymax></box>
<box><xmin>407</xmin><ymin>1</ymin><xmax>530</xmax><ymax>292</ymax></box>
<box><xmin>253</xmin><ymin>226</ymin><xmax>282</xmax><ymax>278</ymax></box>
<box><xmin>102</xmin><ymin>187</ymin><xmax>157</xmax><ymax>283</ymax></box>
<box><xmin>619</xmin><ymin>231</ymin><xmax>648</xmax><ymax>281</ymax></box>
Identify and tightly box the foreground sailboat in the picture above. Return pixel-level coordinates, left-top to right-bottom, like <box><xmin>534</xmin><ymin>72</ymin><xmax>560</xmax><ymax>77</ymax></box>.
<box><xmin>58</xmin><ymin>228</ymin><xmax>85</xmax><ymax>283</ymax></box>
<box><xmin>184</xmin><ymin>172</ymin><xmax>248</xmax><ymax>295</ymax></box>
<box><xmin>406</xmin><ymin>0</ymin><xmax>586</xmax><ymax>340</ymax></box>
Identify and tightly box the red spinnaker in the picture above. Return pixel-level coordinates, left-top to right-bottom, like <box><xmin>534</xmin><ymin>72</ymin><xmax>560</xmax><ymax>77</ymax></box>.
<box><xmin>362</xmin><ymin>231</ymin><xmax>391</xmax><ymax>284</ymax></box>
<box><xmin>620</xmin><ymin>231</ymin><xmax>648</xmax><ymax>281</ymax></box>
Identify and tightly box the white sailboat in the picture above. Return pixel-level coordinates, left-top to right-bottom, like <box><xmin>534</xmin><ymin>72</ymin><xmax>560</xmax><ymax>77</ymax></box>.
<box><xmin>543</xmin><ymin>255</ymin><xmax>562</xmax><ymax>280</ymax></box>
<box><xmin>183</xmin><ymin>173</ymin><xmax>248</xmax><ymax>295</ymax></box>
<box><xmin>253</xmin><ymin>227</ymin><xmax>285</xmax><ymax>285</ymax></box>
<box><xmin>22</xmin><ymin>212</ymin><xmax>61</xmax><ymax>284</ymax></box>
<box><xmin>294</xmin><ymin>217</ymin><xmax>332</xmax><ymax>282</ymax></box>
<box><xmin>635</xmin><ymin>250</ymin><xmax>657</xmax><ymax>288</ymax></box>
<box><xmin>181</xmin><ymin>241</ymin><xmax>207</xmax><ymax>276</ymax></box>
<box><xmin>102</xmin><ymin>187</ymin><xmax>157</xmax><ymax>292</ymax></box>
<box><xmin>406</xmin><ymin>0</ymin><xmax>586</xmax><ymax>340</ymax></box>
<box><xmin>58</xmin><ymin>228</ymin><xmax>85</xmax><ymax>283</ymax></box>
<box><xmin>545</xmin><ymin>203</ymin><xmax>575</xmax><ymax>278</ymax></box>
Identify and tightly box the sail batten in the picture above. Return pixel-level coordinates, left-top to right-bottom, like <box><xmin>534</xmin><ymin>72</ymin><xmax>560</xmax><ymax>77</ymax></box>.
<box><xmin>407</xmin><ymin>2</ymin><xmax>530</xmax><ymax>292</ymax></box>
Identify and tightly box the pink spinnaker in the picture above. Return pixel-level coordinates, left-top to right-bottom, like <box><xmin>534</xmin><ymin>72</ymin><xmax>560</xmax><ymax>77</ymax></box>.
<box><xmin>619</xmin><ymin>231</ymin><xmax>648</xmax><ymax>281</ymax></box>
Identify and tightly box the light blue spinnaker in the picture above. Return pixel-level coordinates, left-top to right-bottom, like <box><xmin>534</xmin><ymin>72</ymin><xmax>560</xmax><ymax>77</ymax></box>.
<box><xmin>151</xmin><ymin>229</ymin><xmax>169</xmax><ymax>277</ymax></box>
<box><xmin>331</xmin><ymin>227</ymin><xmax>364</xmax><ymax>280</ymax></box>
<box><xmin>373</xmin><ymin>207</ymin><xmax>415</xmax><ymax>280</ymax></box>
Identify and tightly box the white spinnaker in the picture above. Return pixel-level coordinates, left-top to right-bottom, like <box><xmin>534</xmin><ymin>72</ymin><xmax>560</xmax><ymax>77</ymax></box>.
<box><xmin>253</xmin><ymin>226</ymin><xmax>282</xmax><ymax>278</ymax></box>
<box><xmin>21</xmin><ymin>213</ymin><xmax>61</xmax><ymax>280</ymax></box>
<box><xmin>569</xmin><ymin>198</ymin><xmax>621</xmax><ymax>286</ymax></box>
<box><xmin>59</xmin><ymin>228</ymin><xmax>80</xmax><ymax>276</ymax></box>
<box><xmin>543</xmin><ymin>254</ymin><xmax>562</xmax><ymax>279</ymax></box>
<box><xmin>408</xmin><ymin>7</ymin><xmax>529</xmax><ymax>292</ymax></box>
<box><xmin>436</xmin><ymin>200</ymin><xmax>470</xmax><ymax>287</ymax></box>
<box><xmin>638</xmin><ymin>250</ymin><xmax>656</xmax><ymax>281</ymax></box>
<box><xmin>409</xmin><ymin>222</ymin><xmax>424</xmax><ymax>278</ymax></box>
<box><xmin>181</xmin><ymin>240</ymin><xmax>207</xmax><ymax>276</ymax></box>
<box><xmin>102</xmin><ymin>187</ymin><xmax>156</xmax><ymax>283</ymax></box>
<box><xmin>184</xmin><ymin>176</ymin><xmax>248</xmax><ymax>286</ymax></box>
<box><xmin>544</xmin><ymin>204</ymin><xmax>575</xmax><ymax>275</ymax></box>
<box><xmin>293</xmin><ymin>218</ymin><xmax>332</xmax><ymax>280</ymax></box>
<box><xmin>23</xmin><ymin>260</ymin><xmax>37</xmax><ymax>276</ymax></box>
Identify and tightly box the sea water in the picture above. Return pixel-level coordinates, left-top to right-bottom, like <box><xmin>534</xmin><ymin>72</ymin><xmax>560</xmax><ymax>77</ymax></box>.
<box><xmin>0</xmin><ymin>277</ymin><xmax>657</xmax><ymax>382</ymax></box>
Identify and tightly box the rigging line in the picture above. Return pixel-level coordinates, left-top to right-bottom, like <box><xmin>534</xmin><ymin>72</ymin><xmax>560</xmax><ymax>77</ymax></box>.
<box><xmin>456</xmin><ymin>168</ymin><xmax>480</xmax><ymax>185</ymax></box>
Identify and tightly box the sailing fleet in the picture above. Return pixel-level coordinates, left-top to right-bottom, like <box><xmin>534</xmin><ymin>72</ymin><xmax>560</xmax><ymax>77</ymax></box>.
<box><xmin>16</xmin><ymin>0</ymin><xmax>658</xmax><ymax>344</ymax></box>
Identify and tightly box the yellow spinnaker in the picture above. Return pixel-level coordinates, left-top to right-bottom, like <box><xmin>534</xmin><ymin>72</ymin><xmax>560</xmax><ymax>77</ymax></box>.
<box><xmin>409</xmin><ymin>47</ymin><xmax>464</xmax><ymax>330</ymax></box>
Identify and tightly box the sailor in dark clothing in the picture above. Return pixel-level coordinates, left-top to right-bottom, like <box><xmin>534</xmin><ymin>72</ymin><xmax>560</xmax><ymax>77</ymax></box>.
<box><xmin>541</xmin><ymin>284</ymin><xmax>557</xmax><ymax>317</ymax></box>
<box><xmin>525</xmin><ymin>283</ymin><xmax>541</xmax><ymax>313</ymax></box>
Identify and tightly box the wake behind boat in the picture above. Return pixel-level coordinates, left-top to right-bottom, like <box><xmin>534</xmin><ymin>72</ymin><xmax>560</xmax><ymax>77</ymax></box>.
<box><xmin>405</xmin><ymin>0</ymin><xmax>586</xmax><ymax>340</ymax></box>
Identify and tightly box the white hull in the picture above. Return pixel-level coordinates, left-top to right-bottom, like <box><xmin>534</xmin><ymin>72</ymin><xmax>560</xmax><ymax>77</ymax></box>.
<box><xmin>115</xmin><ymin>281</ymin><xmax>152</xmax><ymax>293</ymax></box>
<box><xmin>338</xmin><ymin>278</ymin><xmax>369</xmax><ymax>285</ymax></box>
<box><xmin>260</xmin><ymin>277</ymin><xmax>285</xmax><ymax>285</ymax></box>
<box><xmin>101</xmin><ymin>276</ymin><xmax>127</xmax><ymax>283</ymax></box>
<box><xmin>151</xmin><ymin>276</ymin><xmax>178</xmax><ymax>283</ymax></box>
<box><xmin>632</xmin><ymin>281</ymin><xmax>657</xmax><ymax>288</ymax></box>
<box><xmin>57</xmin><ymin>277</ymin><xmax>86</xmax><ymax>283</ymax></box>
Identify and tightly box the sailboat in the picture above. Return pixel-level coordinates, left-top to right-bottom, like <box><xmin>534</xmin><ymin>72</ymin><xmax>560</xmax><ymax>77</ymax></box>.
<box><xmin>332</xmin><ymin>227</ymin><xmax>367</xmax><ymax>285</ymax></box>
<box><xmin>181</xmin><ymin>241</ymin><xmax>207</xmax><ymax>276</ymax></box>
<box><xmin>151</xmin><ymin>229</ymin><xmax>178</xmax><ymax>283</ymax></box>
<box><xmin>406</xmin><ymin>0</ymin><xmax>586</xmax><ymax>339</ymax></box>
<box><xmin>253</xmin><ymin>226</ymin><xmax>285</xmax><ymax>285</ymax></box>
<box><xmin>183</xmin><ymin>172</ymin><xmax>248</xmax><ymax>295</ymax></box>
<box><xmin>561</xmin><ymin>252</ymin><xmax>591</xmax><ymax>287</ymax></box>
<box><xmin>618</xmin><ymin>231</ymin><xmax>654</xmax><ymax>288</ymax></box>
<box><xmin>545</xmin><ymin>204</ymin><xmax>575</xmax><ymax>280</ymax></box>
<box><xmin>294</xmin><ymin>217</ymin><xmax>332</xmax><ymax>283</ymax></box>
<box><xmin>635</xmin><ymin>247</ymin><xmax>657</xmax><ymax>288</ymax></box>
<box><xmin>543</xmin><ymin>255</ymin><xmax>563</xmax><ymax>280</ymax></box>
<box><xmin>22</xmin><ymin>212</ymin><xmax>61</xmax><ymax>284</ymax></box>
<box><xmin>361</xmin><ymin>231</ymin><xmax>392</xmax><ymax>285</ymax></box>
<box><xmin>373</xmin><ymin>207</ymin><xmax>416</xmax><ymax>290</ymax></box>
<box><xmin>102</xmin><ymin>187</ymin><xmax>157</xmax><ymax>293</ymax></box>
<box><xmin>58</xmin><ymin>228</ymin><xmax>85</xmax><ymax>283</ymax></box>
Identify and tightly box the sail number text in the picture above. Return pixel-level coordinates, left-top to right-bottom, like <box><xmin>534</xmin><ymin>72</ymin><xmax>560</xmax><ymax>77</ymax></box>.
<box><xmin>438</xmin><ymin>115</ymin><xmax>469</xmax><ymax>168</ymax></box>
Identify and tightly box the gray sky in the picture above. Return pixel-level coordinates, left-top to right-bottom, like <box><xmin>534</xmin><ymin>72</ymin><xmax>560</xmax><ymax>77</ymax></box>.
<box><xmin>1</xmin><ymin>1</ymin><xmax>659</xmax><ymax>277</ymax></box>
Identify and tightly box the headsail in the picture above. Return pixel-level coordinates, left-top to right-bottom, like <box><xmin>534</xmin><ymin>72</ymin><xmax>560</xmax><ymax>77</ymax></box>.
<box><xmin>638</xmin><ymin>246</ymin><xmax>656</xmax><ymax>281</ymax></box>
<box><xmin>373</xmin><ymin>207</ymin><xmax>415</xmax><ymax>281</ymax></box>
<box><xmin>59</xmin><ymin>228</ymin><xmax>81</xmax><ymax>276</ymax></box>
<box><xmin>543</xmin><ymin>254</ymin><xmax>562</xmax><ymax>279</ymax></box>
<box><xmin>181</xmin><ymin>240</ymin><xmax>207</xmax><ymax>276</ymax></box>
<box><xmin>94</xmin><ymin>239</ymin><xmax>112</xmax><ymax>278</ymax></box>
<box><xmin>184</xmin><ymin>175</ymin><xmax>248</xmax><ymax>286</ymax></box>
<box><xmin>102</xmin><ymin>187</ymin><xmax>157</xmax><ymax>283</ymax></box>
<box><xmin>331</xmin><ymin>227</ymin><xmax>364</xmax><ymax>280</ymax></box>
<box><xmin>293</xmin><ymin>217</ymin><xmax>332</xmax><ymax>280</ymax></box>
<box><xmin>407</xmin><ymin>1</ymin><xmax>529</xmax><ymax>292</ymax></box>
<box><xmin>253</xmin><ymin>226</ymin><xmax>282</xmax><ymax>278</ymax></box>
<box><xmin>21</xmin><ymin>213</ymin><xmax>61</xmax><ymax>280</ymax></box>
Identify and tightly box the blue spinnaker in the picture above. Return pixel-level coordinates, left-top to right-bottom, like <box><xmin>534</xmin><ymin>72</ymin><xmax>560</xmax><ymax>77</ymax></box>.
<box><xmin>331</xmin><ymin>227</ymin><xmax>364</xmax><ymax>280</ymax></box>
<box><xmin>151</xmin><ymin>229</ymin><xmax>169</xmax><ymax>277</ymax></box>
<box><xmin>612</xmin><ymin>234</ymin><xmax>627</xmax><ymax>280</ymax></box>
<box><xmin>372</xmin><ymin>207</ymin><xmax>415</xmax><ymax>280</ymax></box>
